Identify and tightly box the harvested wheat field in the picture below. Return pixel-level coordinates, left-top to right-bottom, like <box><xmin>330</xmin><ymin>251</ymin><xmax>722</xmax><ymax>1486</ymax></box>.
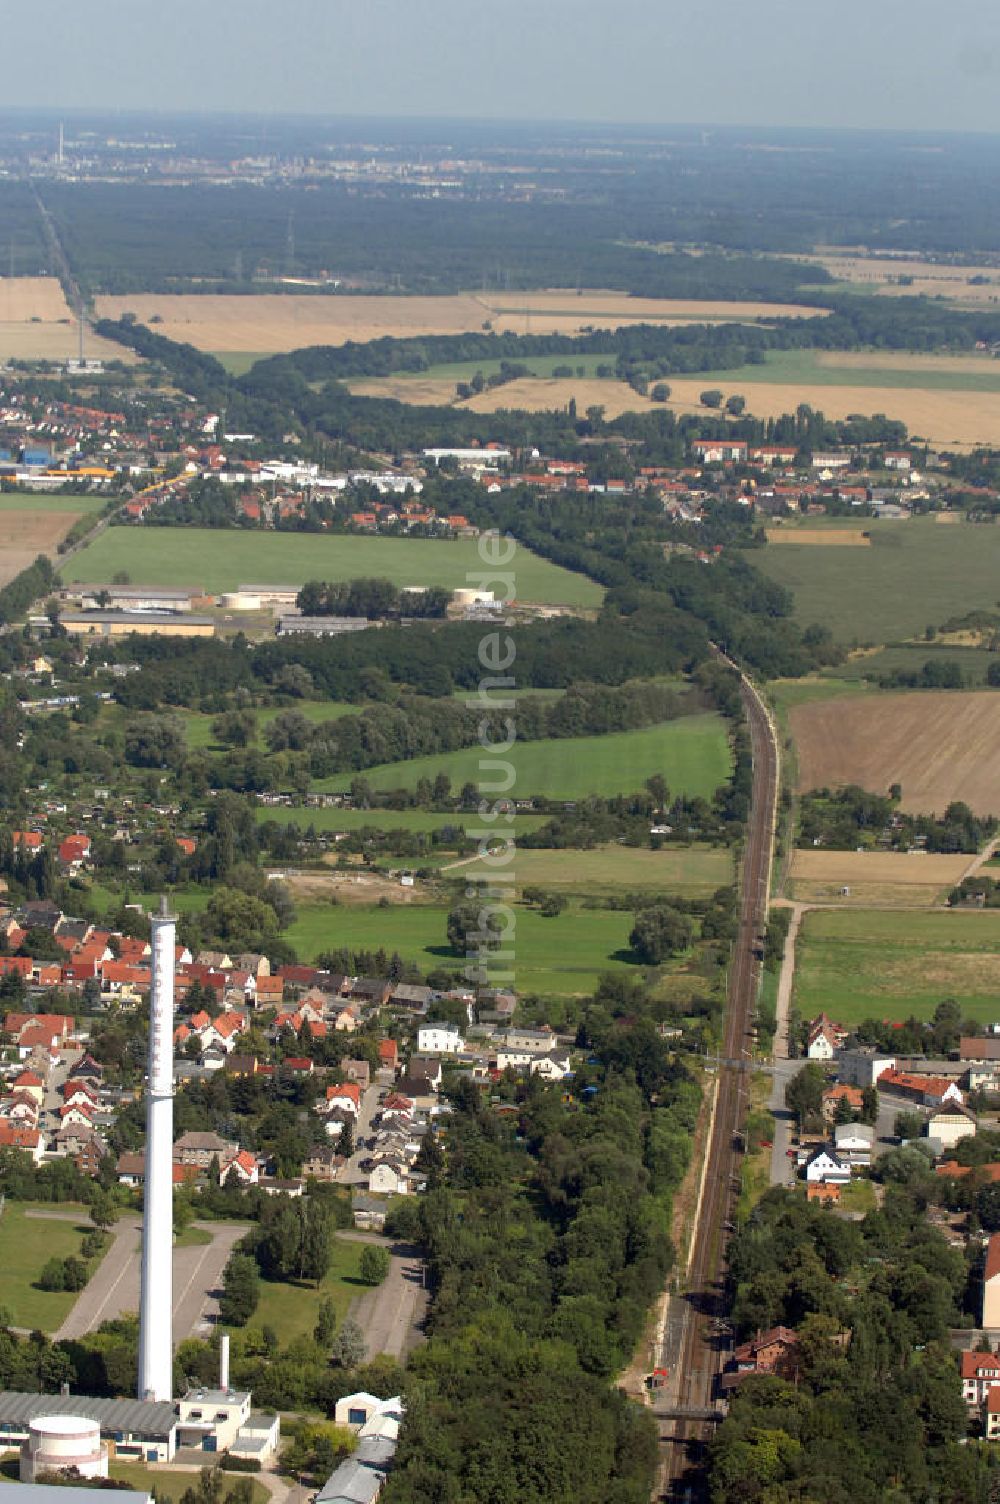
<box><xmin>791</xmin><ymin>691</ymin><xmax>1000</xmax><ymax>816</ymax></box>
<box><xmin>0</xmin><ymin>507</ymin><xmax>88</xmax><ymax>587</ymax></box>
<box><xmin>659</xmin><ymin>378</ymin><xmax>1000</xmax><ymax>449</ymax></box>
<box><xmin>360</xmin><ymin>369</ymin><xmax>1000</xmax><ymax>449</ymax></box>
<box><xmin>788</xmin><ymin>848</ymin><xmax>971</xmax><ymax>907</ymax></box>
<box><xmin>817</xmin><ymin>350</ymin><xmax>1000</xmax><ymax>376</ymax></box>
<box><xmin>765</xmin><ymin>529</ymin><xmax>871</xmax><ymax>547</ymax></box>
<box><xmin>93</xmin><ymin>288</ymin><xmax>825</xmax><ymax>356</ymax></box>
<box><xmin>802</xmin><ymin>252</ymin><xmax>1000</xmax><ymax>305</ymax></box>
<box><xmin>0</xmin><ymin>277</ymin><xmax>132</xmax><ymax>364</ymax></box>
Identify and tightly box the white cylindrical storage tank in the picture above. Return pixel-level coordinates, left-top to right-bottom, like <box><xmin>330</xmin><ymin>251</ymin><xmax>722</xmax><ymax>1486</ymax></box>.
<box><xmin>21</xmin><ymin>1416</ymin><xmax>108</xmax><ymax>1482</ymax></box>
<box><xmin>219</xmin><ymin>592</ymin><xmax>262</xmax><ymax>610</ymax></box>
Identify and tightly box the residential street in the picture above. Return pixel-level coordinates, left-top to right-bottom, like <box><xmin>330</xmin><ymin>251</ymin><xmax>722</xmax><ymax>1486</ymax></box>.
<box><xmin>337</xmin><ymin>1076</ymin><xmax>388</xmax><ymax>1186</ymax></box>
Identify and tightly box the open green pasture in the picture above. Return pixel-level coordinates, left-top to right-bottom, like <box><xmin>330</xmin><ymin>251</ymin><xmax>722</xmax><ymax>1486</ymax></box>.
<box><xmin>212</xmin><ymin>351</ymin><xmax>273</xmax><ymax>376</ymax></box>
<box><xmin>0</xmin><ymin>1203</ymin><xmax>92</xmax><ymax>1331</ymax></box>
<box><xmin>181</xmin><ymin>700</ymin><xmax>360</xmax><ymax>749</ymax></box>
<box><xmin>313</xmin><ymin>713</ymin><xmax>731</xmax><ymax>801</ymax></box>
<box><xmin>826</xmin><ymin>643</ymin><xmax>1000</xmax><ymax>686</ymax></box>
<box><xmin>284</xmin><ymin>897</ymin><xmax>640</xmax><ymax>994</ymax></box>
<box><xmin>792</xmin><ymin>907</ymin><xmax>1000</xmax><ymax>1025</ymax></box>
<box><xmin>380</xmin><ymin>352</ymin><xmax>617</xmax><ymax>384</ymax></box>
<box><xmin>108</xmin><ymin>1463</ymin><xmax>268</xmax><ymax>1504</ymax></box>
<box><xmin>756</xmin><ymin>516</ymin><xmax>1000</xmax><ymax>644</ymax></box>
<box><xmin>0</xmin><ymin>491</ymin><xmax>108</xmax><ymax>512</ymax></box>
<box><xmin>62</xmin><ymin>528</ymin><xmax>603</xmax><ymax>607</ymax></box>
<box><xmin>255</xmin><ymin>804</ymin><xmax>549</xmax><ymax>838</ymax></box>
<box><xmin>242</xmin><ymin>1233</ymin><xmax>366</xmax><ymax>1344</ymax></box>
<box><xmin>688</xmin><ymin>346</ymin><xmax>1000</xmax><ymax>393</ymax></box>
<box><xmin>454</xmin><ymin>843</ymin><xmax>733</xmax><ymax>895</ymax></box>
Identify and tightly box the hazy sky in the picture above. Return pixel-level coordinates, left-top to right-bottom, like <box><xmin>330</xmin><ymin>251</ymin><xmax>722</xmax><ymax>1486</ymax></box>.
<box><xmin>5</xmin><ymin>0</ymin><xmax>1000</xmax><ymax>133</ymax></box>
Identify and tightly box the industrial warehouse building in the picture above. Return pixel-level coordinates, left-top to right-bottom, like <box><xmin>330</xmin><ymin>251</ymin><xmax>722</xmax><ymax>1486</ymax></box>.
<box><xmin>0</xmin><ymin>1393</ymin><xmax>178</xmax><ymax>1462</ymax></box>
<box><xmin>58</xmin><ymin>611</ymin><xmax>216</xmax><ymax>639</ymax></box>
<box><xmin>65</xmin><ymin>586</ymin><xmax>204</xmax><ymax>613</ymax></box>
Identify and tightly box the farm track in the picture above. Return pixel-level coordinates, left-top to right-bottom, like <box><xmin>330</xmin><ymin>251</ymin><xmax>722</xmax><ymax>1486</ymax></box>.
<box><xmin>658</xmin><ymin>661</ymin><xmax>779</xmax><ymax>1500</ymax></box>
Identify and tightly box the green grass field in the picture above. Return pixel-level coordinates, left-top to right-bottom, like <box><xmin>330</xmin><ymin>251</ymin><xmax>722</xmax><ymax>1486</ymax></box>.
<box><xmin>756</xmin><ymin>516</ymin><xmax>1000</xmax><ymax>644</ymax></box>
<box><xmin>284</xmin><ymin>897</ymin><xmax>640</xmax><ymax>993</ymax></box>
<box><xmin>62</xmin><ymin>529</ymin><xmax>603</xmax><ymax>607</ymax></box>
<box><xmin>455</xmin><ymin>843</ymin><xmax>733</xmax><ymax>894</ymax></box>
<box><xmin>313</xmin><ymin>713</ymin><xmax>731</xmax><ymax>800</ymax></box>
<box><xmin>793</xmin><ymin>908</ymin><xmax>1000</xmax><ymax>1025</ymax></box>
<box><xmin>0</xmin><ymin>1203</ymin><xmax>92</xmax><ymax>1331</ymax></box>
<box><xmin>109</xmin><ymin>1463</ymin><xmax>267</xmax><ymax>1504</ymax></box>
<box><xmin>255</xmin><ymin>804</ymin><xmax>550</xmax><ymax>837</ymax></box>
<box><xmin>825</xmin><ymin>643</ymin><xmax>1000</xmax><ymax>686</ymax></box>
<box><xmin>213</xmin><ymin>351</ymin><xmax>273</xmax><ymax>376</ymax></box>
<box><xmin>0</xmin><ymin>492</ymin><xmax>108</xmax><ymax>513</ymax></box>
<box><xmin>685</xmin><ymin>346</ymin><xmax>1000</xmax><ymax>393</ymax></box>
<box><xmin>243</xmin><ymin>1233</ymin><xmax>366</xmax><ymax>1343</ymax></box>
<box><xmin>375</xmin><ymin>352</ymin><xmax>618</xmax><ymax>384</ymax></box>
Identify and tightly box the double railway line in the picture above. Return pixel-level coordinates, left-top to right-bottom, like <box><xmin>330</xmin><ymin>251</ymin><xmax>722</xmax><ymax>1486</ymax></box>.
<box><xmin>657</xmin><ymin>662</ymin><xmax>780</xmax><ymax>1499</ymax></box>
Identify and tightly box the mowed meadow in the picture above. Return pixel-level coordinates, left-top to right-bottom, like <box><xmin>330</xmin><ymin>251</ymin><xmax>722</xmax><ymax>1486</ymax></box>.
<box><xmin>312</xmin><ymin>713</ymin><xmax>732</xmax><ymax>801</ymax></box>
<box><xmin>792</xmin><ymin>908</ymin><xmax>1000</xmax><ymax>1025</ymax></box>
<box><xmin>756</xmin><ymin>516</ymin><xmax>1000</xmax><ymax>644</ymax></box>
<box><xmin>63</xmin><ymin>528</ymin><xmax>602</xmax><ymax>607</ymax></box>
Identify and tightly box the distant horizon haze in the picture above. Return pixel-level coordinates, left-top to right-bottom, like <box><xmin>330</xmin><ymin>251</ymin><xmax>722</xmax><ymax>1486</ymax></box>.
<box><xmin>3</xmin><ymin>0</ymin><xmax>999</xmax><ymax>134</ymax></box>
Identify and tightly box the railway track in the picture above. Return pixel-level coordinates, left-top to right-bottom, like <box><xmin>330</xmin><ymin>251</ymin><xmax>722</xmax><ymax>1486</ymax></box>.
<box><xmin>659</xmin><ymin>661</ymin><xmax>780</xmax><ymax>1499</ymax></box>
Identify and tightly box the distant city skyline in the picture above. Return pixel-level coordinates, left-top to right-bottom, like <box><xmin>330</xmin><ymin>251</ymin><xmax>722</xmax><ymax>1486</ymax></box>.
<box><xmin>4</xmin><ymin>0</ymin><xmax>1000</xmax><ymax>134</ymax></box>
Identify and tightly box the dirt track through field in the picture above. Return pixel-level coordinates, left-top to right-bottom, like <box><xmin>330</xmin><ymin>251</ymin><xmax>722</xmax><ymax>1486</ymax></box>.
<box><xmin>0</xmin><ymin>508</ymin><xmax>87</xmax><ymax>587</ymax></box>
<box><xmin>791</xmin><ymin>690</ymin><xmax>1000</xmax><ymax>816</ymax></box>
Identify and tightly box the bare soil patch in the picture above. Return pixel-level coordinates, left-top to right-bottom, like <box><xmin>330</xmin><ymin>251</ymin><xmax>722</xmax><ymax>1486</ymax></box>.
<box><xmin>791</xmin><ymin>691</ymin><xmax>1000</xmax><ymax>816</ymax></box>
<box><xmin>0</xmin><ymin>508</ymin><xmax>86</xmax><ymax>588</ymax></box>
<box><xmin>765</xmin><ymin>528</ymin><xmax>871</xmax><ymax>547</ymax></box>
<box><xmin>284</xmin><ymin>868</ymin><xmax>429</xmax><ymax>906</ymax></box>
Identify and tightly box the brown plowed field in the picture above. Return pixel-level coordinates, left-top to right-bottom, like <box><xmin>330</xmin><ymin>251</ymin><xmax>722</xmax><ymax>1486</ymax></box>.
<box><xmin>0</xmin><ymin>508</ymin><xmax>87</xmax><ymax>587</ymax></box>
<box><xmin>791</xmin><ymin>691</ymin><xmax>1000</xmax><ymax>816</ymax></box>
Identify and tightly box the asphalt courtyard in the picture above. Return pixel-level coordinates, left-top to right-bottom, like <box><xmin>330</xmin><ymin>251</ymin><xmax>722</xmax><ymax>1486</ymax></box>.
<box><xmin>52</xmin><ymin>1215</ymin><xmax>248</xmax><ymax>1343</ymax></box>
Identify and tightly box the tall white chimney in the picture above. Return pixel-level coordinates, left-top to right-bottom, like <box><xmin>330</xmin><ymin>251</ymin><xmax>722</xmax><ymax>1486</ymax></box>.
<box><xmin>137</xmin><ymin>897</ymin><xmax>175</xmax><ymax>1402</ymax></box>
<box><xmin>219</xmin><ymin>1333</ymin><xmax>230</xmax><ymax>1392</ymax></box>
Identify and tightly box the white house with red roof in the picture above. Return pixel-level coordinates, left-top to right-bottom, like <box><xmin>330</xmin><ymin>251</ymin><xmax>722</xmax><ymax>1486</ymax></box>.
<box><xmin>57</xmin><ymin>834</ymin><xmax>91</xmax><ymax>871</ymax></box>
<box><xmin>0</xmin><ymin>1122</ymin><xmax>44</xmax><ymax>1160</ymax></box>
<box><xmin>60</xmin><ymin>1100</ymin><xmax>97</xmax><ymax>1130</ymax></box>
<box><xmin>324</xmin><ymin>1082</ymin><xmax>361</xmax><ymax>1117</ymax></box>
<box><xmin>11</xmin><ymin>1071</ymin><xmax>45</xmax><ymax>1107</ymax></box>
<box><xmin>202</xmin><ymin>1012</ymin><xmax>245</xmax><ymax>1054</ymax></box>
<box><xmin>219</xmin><ymin>1149</ymin><xmax>259</xmax><ymax>1186</ymax></box>
<box><xmin>806</xmin><ymin>1013</ymin><xmax>847</xmax><ymax>1061</ymax></box>
<box><xmin>961</xmin><ymin>1350</ymin><xmax>1000</xmax><ymax>1408</ymax></box>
